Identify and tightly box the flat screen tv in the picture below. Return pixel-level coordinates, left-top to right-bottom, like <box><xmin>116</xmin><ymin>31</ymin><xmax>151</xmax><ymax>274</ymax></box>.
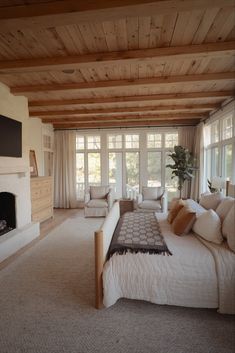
<box><xmin>0</xmin><ymin>115</ymin><xmax>22</xmax><ymax>157</ymax></box>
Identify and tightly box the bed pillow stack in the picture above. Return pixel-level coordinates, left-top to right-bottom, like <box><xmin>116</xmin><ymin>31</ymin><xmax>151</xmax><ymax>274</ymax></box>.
<box><xmin>167</xmin><ymin>199</ymin><xmax>184</xmax><ymax>223</ymax></box>
<box><xmin>167</xmin><ymin>199</ymin><xmax>196</xmax><ymax>236</ymax></box>
<box><xmin>199</xmin><ymin>191</ymin><xmax>223</xmax><ymax>210</ymax></box>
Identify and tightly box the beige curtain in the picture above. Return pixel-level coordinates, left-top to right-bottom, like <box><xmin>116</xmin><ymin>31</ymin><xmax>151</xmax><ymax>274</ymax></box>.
<box><xmin>178</xmin><ymin>126</ymin><xmax>196</xmax><ymax>198</ymax></box>
<box><xmin>54</xmin><ymin>130</ymin><xmax>77</xmax><ymax>208</ymax></box>
<box><xmin>190</xmin><ymin>122</ymin><xmax>205</xmax><ymax>201</ymax></box>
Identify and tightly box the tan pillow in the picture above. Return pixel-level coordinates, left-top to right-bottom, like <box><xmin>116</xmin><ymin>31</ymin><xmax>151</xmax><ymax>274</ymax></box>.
<box><xmin>172</xmin><ymin>206</ymin><xmax>196</xmax><ymax>236</ymax></box>
<box><xmin>216</xmin><ymin>197</ymin><xmax>235</xmax><ymax>223</ymax></box>
<box><xmin>199</xmin><ymin>192</ymin><xmax>223</xmax><ymax>210</ymax></box>
<box><xmin>167</xmin><ymin>199</ymin><xmax>184</xmax><ymax>224</ymax></box>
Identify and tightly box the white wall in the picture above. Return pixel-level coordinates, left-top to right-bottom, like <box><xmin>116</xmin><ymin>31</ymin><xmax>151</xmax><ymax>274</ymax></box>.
<box><xmin>0</xmin><ymin>82</ymin><xmax>29</xmax><ymax>170</ymax></box>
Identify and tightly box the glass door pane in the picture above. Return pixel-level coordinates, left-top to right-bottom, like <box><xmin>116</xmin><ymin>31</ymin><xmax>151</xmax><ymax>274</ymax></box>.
<box><xmin>88</xmin><ymin>152</ymin><xmax>101</xmax><ymax>185</ymax></box>
<box><xmin>125</xmin><ymin>152</ymin><xmax>139</xmax><ymax>197</ymax></box>
<box><xmin>211</xmin><ymin>147</ymin><xmax>219</xmax><ymax>177</ymax></box>
<box><xmin>224</xmin><ymin>144</ymin><xmax>233</xmax><ymax>181</ymax></box>
<box><xmin>76</xmin><ymin>153</ymin><xmax>85</xmax><ymax>199</ymax></box>
<box><xmin>108</xmin><ymin>152</ymin><xmax>122</xmax><ymax>198</ymax></box>
<box><xmin>147</xmin><ymin>151</ymin><xmax>161</xmax><ymax>187</ymax></box>
<box><xmin>165</xmin><ymin>154</ymin><xmax>179</xmax><ymax>201</ymax></box>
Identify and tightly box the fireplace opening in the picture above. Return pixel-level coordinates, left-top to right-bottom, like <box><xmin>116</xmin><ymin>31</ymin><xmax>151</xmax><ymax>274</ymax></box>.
<box><xmin>0</xmin><ymin>192</ymin><xmax>16</xmax><ymax>236</ymax></box>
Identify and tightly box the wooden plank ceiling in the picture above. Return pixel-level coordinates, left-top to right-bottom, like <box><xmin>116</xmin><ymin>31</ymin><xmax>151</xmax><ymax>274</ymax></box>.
<box><xmin>0</xmin><ymin>0</ymin><xmax>235</xmax><ymax>129</ymax></box>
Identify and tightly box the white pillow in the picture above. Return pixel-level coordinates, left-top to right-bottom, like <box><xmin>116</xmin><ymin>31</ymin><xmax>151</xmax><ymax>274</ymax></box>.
<box><xmin>199</xmin><ymin>192</ymin><xmax>223</xmax><ymax>210</ymax></box>
<box><xmin>193</xmin><ymin>209</ymin><xmax>223</xmax><ymax>244</ymax></box>
<box><xmin>222</xmin><ymin>204</ymin><xmax>235</xmax><ymax>245</ymax></box>
<box><xmin>216</xmin><ymin>197</ymin><xmax>235</xmax><ymax>222</ymax></box>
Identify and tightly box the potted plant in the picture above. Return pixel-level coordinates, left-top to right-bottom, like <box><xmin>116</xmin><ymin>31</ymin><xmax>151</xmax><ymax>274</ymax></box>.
<box><xmin>166</xmin><ymin>145</ymin><xmax>197</xmax><ymax>199</ymax></box>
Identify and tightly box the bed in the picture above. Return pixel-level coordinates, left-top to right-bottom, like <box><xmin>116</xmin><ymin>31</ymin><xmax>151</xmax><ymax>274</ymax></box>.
<box><xmin>94</xmin><ymin>198</ymin><xmax>235</xmax><ymax>314</ymax></box>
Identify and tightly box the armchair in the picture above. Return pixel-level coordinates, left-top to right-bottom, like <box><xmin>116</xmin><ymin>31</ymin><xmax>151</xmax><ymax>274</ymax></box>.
<box><xmin>84</xmin><ymin>186</ymin><xmax>114</xmax><ymax>217</ymax></box>
<box><xmin>137</xmin><ymin>186</ymin><xmax>168</xmax><ymax>213</ymax></box>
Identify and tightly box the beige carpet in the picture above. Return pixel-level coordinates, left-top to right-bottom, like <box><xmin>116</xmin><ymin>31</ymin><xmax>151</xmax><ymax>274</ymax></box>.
<box><xmin>0</xmin><ymin>210</ymin><xmax>234</xmax><ymax>353</ymax></box>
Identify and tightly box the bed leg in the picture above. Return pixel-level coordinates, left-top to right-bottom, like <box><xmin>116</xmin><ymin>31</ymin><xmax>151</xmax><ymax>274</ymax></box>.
<box><xmin>94</xmin><ymin>230</ymin><xmax>103</xmax><ymax>309</ymax></box>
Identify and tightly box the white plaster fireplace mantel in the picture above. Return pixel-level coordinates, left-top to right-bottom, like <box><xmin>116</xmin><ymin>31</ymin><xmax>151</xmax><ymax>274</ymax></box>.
<box><xmin>0</xmin><ymin>165</ymin><xmax>29</xmax><ymax>176</ymax></box>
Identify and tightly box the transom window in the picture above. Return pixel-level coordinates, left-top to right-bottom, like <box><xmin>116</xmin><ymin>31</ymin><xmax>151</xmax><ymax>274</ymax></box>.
<box><xmin>222</xmin><ymin>115</ymin><xmax>233</xmax><ymax>140</ymax></box>
<box><xmin>125</xmin><ymin>134</ymin><xmax>139</xmax><ymax>149</ymax></box>
<box><xmin>108</xmin><ymin>134</ymin><xmax>122</xmax><ymax>149</ymax></box>
<box><xmin>76</xmin><ymin>136</ymin><xmax>85</xmax><ymax>150</ymax></box>
<box><xmin>87</xmin><ymin>135</ymin><xmax>100</xmax><ymax>149</ymax></box>
<box><xmin>147</xmin><ymin>133</ymin><xmax>162</xmax><ymax>148</ymax></box>
<box><xmin>165</xmin><ymin>133</ymin><xmax>178</xmax><ymax>148</ymax></box>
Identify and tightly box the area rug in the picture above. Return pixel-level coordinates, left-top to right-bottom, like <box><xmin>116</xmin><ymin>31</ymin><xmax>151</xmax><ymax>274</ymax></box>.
<box><xmin>0</xmin><ymin>210</ymin><xmax>234</xmax><ymax>353</ymax></box>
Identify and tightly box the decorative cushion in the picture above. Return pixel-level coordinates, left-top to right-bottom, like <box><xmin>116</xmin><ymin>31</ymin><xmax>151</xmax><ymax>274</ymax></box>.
<box><xmin>138</xmin><ymin>200</ymin><xmax>162</xmax><ymax>211</ymax></box>
<box><xmin>199</xmin><ymin>192</ymin><xmax>223</xmax><ymax>210</ymax></box>
<box><xmin>171</xmin><ymin>206</ymin><xmax>196</xmax><ymax>236</ymax></box>
<box><xmin>224</xmin><ymin>206</ymin><xmax>235</xmax><ymax>252</ymax></box>
<box><xmin>142</xmin><ymin>187</ymin><xmax>164</xmax><ymax>201</ymax></box>
<box><xmin>185</xmin><ymin>199</ymin><xmax>206</xmax><ymax>217</ymax></box>
<box><xmin>193</xmin><ymin>209</ymin><xmax>223</xmax><ymax>244</ymax></box>
<box><xmin>87</xmin><ymin>199</ymin><xmax>108</xmax><ymax>208</ymax></box>
<box><xmin>216</xmin><ymin>197</ymin><xmax>235</xmax><ymax>222</ymax></box>
<box><xmin>167</xmin><ymin>199</ymin><xmax>185</xmax><ymax>224</ymax></box>
<box><xmin>222</xmin><ymin>204</ymin><xmax>235</xmax><ymax>241</ymax></box>
<box><xmin>90</xmin><ymin>186</ymin><xmax>109</xmax><ymax>199</ymax></box>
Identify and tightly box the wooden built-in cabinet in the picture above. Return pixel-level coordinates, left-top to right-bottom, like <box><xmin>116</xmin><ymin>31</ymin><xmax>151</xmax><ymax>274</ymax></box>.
<box><xmin>30</xmin><ymin>176</ymin><xmax>53</xmax><ymax>223</ymax></box>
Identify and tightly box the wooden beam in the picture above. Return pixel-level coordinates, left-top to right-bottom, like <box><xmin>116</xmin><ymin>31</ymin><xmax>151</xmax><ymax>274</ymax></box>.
<box><xmin>1</xmin><ymin>0</ymin><xmax>234</xmax><ymax>32</ymax></box>
<box><xmin>52</xmin><ymin>119</ymin><xmax>200</xmax><ymax>129</ymax></box>
<box><xmin>11</xmin><ymin>72</ymin><xmax>235</xmax><ymax>94</ymax></box>
<box><xmin>30</xmin><ymin>103</ymin><xmax>217</xmax><ymax>117</ymax></box>
<box><xmin>41</xmin><ymin>113</ymin><xmax>204</xmax><ymax>124</ymax></box>
<box><xmin>1</xmin><ymin>41</ymin><xmax>235</xmax><ymax>74</ymax></box>
<box><xmin>29</xmin><ymin>90</ymin><xmax>235</xmax><ymax>107</ymax></box>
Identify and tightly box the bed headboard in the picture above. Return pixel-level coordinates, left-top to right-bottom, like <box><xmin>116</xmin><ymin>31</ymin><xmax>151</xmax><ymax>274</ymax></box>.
<box><xmin>94</xmin><ymin>201</ymin><xmax>120</xmax><ymax>309</ymax></box>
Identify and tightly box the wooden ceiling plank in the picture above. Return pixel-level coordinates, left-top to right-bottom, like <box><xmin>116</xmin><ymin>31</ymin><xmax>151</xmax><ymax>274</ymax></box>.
<box><xmin>1</xmin><ymin>41</ymin><xmax>234</xmax><ymax>73</ymax></box>
<box><xmin>29</xmin><ymin>103</ymin><xmax>218</xmax><ymax>116</ymax></box>
<box><xmin>29</xmin><ymin>90</ymin><xmax>234</xmax><ymax>107</ymax></box>
<box><xmin>1</xmin><ymin>1</ymin><xmax>234</xmax><ymax>32</ymax></box>
<box><xmin>11</xmin><ymin>71</ymin><xmax>235</xmax><ymax>93</ymax></box>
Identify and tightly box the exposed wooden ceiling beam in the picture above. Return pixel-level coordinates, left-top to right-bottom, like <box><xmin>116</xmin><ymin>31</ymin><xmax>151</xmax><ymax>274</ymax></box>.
<box><xmin>1</xmin><ymin>0</ymin><xmax>234</xmax><ymax>32</ymax></box>
<box><xmin>40</xmin><ymin>112</ymin><xmax>204</xmax><ymax>124</ymax></box>
<box><xmin>30</xmin><ymin>103</ymin><xmax>217</xmax><ymax>117</ymax></box>
<box><xmin>52</xmin><ymin>119</ymin><xmax>200</xmax><ymax>129</ymax></box>
<box><xmin>1</xmin><ymin>41</ymin><xmax>235</xmax><ymax>74</ymax></box>
<box><xmin>29</xmin><ymin>90</ymin><xmax>235</xmax><ymax>107</ymax></box>
<box><xmin>11</xmin><ymin>72</ymin><xmax>235</xmax><ymax>94</ymax></box>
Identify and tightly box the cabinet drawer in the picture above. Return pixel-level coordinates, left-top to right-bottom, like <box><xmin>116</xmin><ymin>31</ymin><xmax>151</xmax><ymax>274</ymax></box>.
<box><xmin>31</xmin><ymin>196</ymin><xmax>52</xmax><ymax>213</ymax></box>
<box><xmin>31</xmin><ymin>185</ymin><xmax>52</xmax><ymax>199</ymax></box>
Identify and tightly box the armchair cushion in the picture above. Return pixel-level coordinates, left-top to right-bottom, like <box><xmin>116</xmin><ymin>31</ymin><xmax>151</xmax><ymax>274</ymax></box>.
<box><xmin>86</xmin><ymin>199</ymin><xmax>108</xmax><ymax>208</ymax></box>
<box><xmin>142</xmin><ymin>186</ymin><xmax>164</xmax><ymax>201</ymax></box>
<box><xmin>90</xmin><ymin>186</ymin><xmax>110</xmax><ymax>199</ymax></box>
<box><xmin>138</xmin><ymin>200</ymin><xmax>162</xmax><ymax>211</ymax></box>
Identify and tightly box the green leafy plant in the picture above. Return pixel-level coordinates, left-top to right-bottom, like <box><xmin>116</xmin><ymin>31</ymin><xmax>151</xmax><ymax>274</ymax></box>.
<box><xmin>166</xmin><ymin>145</ymin><xmax>197</xmax><ymax>199</ymax></box>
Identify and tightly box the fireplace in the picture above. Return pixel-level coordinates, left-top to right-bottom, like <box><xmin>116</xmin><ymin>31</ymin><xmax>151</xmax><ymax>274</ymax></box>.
<box><xmin>0</xmin><ymin>192</ymin><xmax>16</xmax><ymax>236</ymax></box>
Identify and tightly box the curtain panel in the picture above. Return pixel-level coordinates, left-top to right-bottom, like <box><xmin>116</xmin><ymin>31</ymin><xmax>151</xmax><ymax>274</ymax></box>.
<box><xmin>54</xmin><ymin>130</ymin><xmax>77</xmax><ymax>208</ymax></box>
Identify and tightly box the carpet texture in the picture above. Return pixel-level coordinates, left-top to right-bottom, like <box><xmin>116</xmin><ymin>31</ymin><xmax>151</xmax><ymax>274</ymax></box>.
<box><xmin>0</xmin><ymin>210</ymin><xmax>234</xmax><ymax>353</ymax></box>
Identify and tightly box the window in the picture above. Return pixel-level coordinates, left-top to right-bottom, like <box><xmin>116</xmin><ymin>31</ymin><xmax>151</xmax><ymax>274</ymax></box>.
<box><xmin>76</xmin><ymin>129</ymin><xmax>179</xmax><ymax>200</ymax></box>
<box><xmin>222</xmin><ymin>116</ymin><xmax>233</xmax><ymax>140</ymax></box>
<box><xmin>223</xmin><ymin>144</ymin><xmax>233</xmax><ymax>181</ymax></box>
<box><xmin>108</xmin><ymin>134</ymin><xmax>122</xmax><ymax>149</ymax></box>
<box><xmin>211</xmin><ymin>121</ymin><xmax>219</xmax><ymax>144</ymax></box>
<box><xmin>147</xmin><ymin>133</ymin><xmax>162</xmax><ymax>148</ymax></box>
<box><xmin>147</xmin><ymin>151</ymin><xmax>161</xmax><ymax>187</ymax></box>
<box><xmin>165</xmin><ymin>133</ymin><xmax>178</xmax><ymax>148</ymax></box>
<box><xmin>88</xmin><ymin>152</ymin><xmax>101</xmax><ymax>185</ymax></box>
<box><xmin>125</xmin><ymin>134</ymin><xmax>139</xmax><ymax>149</ymax></box>
<box><xmin>108</xmin><ymin>152</ymin><xmax>122</xmax><ymax>198</ymax></box>
<box><xmin>76</xmin><ymin>136</ymin><xmax>85</xmax><ymax>150</ymax></box>
<box><xmin>87</xmin><ymin>135</ymin><xmax>100</xmax><ymax>149</ymax></box>
<box><xmin>165</xmin><ymin>154</ymin><xmax>178</xmax><ymax>200</ymax></box>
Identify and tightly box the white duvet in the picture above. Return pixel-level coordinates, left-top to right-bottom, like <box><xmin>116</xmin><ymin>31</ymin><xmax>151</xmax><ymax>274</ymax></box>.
<box><xmin>103</xmin><ymin>213</ymin><xmax>235</xmax><ymax>314</ymax></box>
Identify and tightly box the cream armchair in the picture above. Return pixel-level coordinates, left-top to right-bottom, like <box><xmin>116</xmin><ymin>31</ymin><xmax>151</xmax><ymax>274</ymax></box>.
<box><xmin>84</xmin><ymin>185</ymin><xmax>114</xmax><ymax>217</ymax></box>
<box><xmin>137</xmin><ymin>186</ymin><xmax>168</xmax><ymax>213</ymax></box>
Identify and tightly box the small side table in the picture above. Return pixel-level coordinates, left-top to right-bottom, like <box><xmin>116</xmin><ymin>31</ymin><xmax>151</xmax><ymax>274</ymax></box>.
<box><xmin>119</xmin><ymin>199</ymin><xmax>134</xmax><ymax>216</ymax></box>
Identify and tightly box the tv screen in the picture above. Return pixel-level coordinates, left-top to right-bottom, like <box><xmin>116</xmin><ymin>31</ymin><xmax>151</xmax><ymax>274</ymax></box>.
<box><xmin>0</xmin><ymin>115</ymin><xmax>22</xmax><ymax>157</ymax></box>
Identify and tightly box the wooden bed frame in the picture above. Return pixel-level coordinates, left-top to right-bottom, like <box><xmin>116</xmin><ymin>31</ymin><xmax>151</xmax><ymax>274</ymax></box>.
<box><xmin>94</xmin><ymin>183</ymin><xmax>235</xmax><ymax>309</ymax></box>
<box><xmin>94</xmin><ymin>201</ymin><xmax>120</xmax><ymax>309</ymax></box>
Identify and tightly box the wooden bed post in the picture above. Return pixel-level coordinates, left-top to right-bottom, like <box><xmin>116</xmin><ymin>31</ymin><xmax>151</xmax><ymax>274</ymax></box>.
<box><xmin>94</xmin><ymin>230</ymin><xmax>104</xmax><ymax>309</ymax></box>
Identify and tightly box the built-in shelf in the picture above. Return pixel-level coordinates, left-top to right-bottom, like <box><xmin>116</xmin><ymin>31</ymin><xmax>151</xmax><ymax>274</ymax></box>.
<box><xmin>0</xmin><ymin>166</ymin><xmax>29</xmax><ymax>175</ymax></box>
